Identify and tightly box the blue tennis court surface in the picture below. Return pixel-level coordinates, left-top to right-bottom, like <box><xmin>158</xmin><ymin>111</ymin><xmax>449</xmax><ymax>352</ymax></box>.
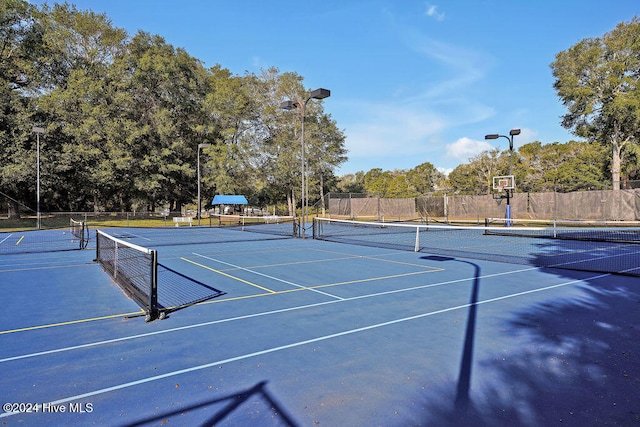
<box><xmin>1</xmin><ymin>226</ymin><xmax>639</xmax><ymax>426</ymax></box>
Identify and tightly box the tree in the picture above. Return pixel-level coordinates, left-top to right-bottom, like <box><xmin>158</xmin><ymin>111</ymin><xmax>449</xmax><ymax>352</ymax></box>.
<box><xmin>406</xmin><ymin>161</ymin><xmax>445</xmax><ymax>194</ymax></box>
<box><xmin>338</xmin><ymin>172</ymin><xmax>365</xmax><ymax>193</ymax></box>
<box><xmin>448</xmin><ymin>163</ymin><xmax>478</xmax><ymax>194</ymax></box>
<box><xmin>305</xmin><ymin>112</ymin><xmax>347</xmax><ymax>208</ymax></box>
<box><xmin>551</xmin><ymin>17</ymin><xmax>640</xmax><ymax>190</ymax></box>
<box><xmin>0</xmin><ymin>4</ymin><xmax>348</xmax><ymax>216</ymax></box>
<box><xmin>447</xmin><ymin>149</ymin><xmax>504</xmax><ymax>195</ymax></box>
<box><xmin>0</xmin><ymin>0</ymin><xmax>42</xmax><ymax>217</ymax></box>
<box><xmin>37</xmin><ymin>3</ymin><xmax>129</xmax><ymax>211</ymax></box>
<box><xmin>269</xmin><ymin>69</ymin><xmax>346</xmax><ymax>214</ymax></box>
<box><xmin>124</xmin><ymin>31</ymin><xmax>210</xmax><ymax>212</ymax></box>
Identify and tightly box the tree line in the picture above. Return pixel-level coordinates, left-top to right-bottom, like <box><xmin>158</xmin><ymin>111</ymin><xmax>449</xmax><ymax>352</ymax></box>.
<box><xmin>1</xmin><ymin>1</ymin><xmax>346</xmax><ymax>217</ymax></box>
<box><xmin>336</xmin><ymin>140</ymin><xmax>614</xmax><ymax>197</ymax></box>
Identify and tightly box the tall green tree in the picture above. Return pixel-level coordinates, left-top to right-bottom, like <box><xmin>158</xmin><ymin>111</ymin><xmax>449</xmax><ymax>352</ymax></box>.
<box><xmin>551</xmin><ymin>17</ymin><xmax>640</xmax><ymax>190</ymax></box>
<box><xmin>0</xmin><ymin>0</ymin><xmax>42</xmax><ymax>217</ymax></box>
<box><xmin>304</xmin><ymin>112</ymin><xmax>347</xmax><ymax>206</ymax></box>
<box><xmin>124</xmin><ymin>31</ymin><xmax>210</xmax><ymax>211</ymax></box>
<box><xmin>406</xmin><ymin>161</ymin><xmax>445</xmax><ymax>194</ymax></box>
<box><xmin>448</xmin><ymin>149</ymin><xmax>504</xmax><ymax>195</ymax></box>
<box><xmin>338</xmin><ymin>172</ymin><xmax>365</xmax><ymax>193</ymax></box>
<box><xmin>37</xmin><ymin>3</ymin><xmax>129</xmax><ymax>211</ymax></box>
<box><xmin>271</xmin><ymin>69</ymin><xmax>346</xmax><ymax>214</ymax></box>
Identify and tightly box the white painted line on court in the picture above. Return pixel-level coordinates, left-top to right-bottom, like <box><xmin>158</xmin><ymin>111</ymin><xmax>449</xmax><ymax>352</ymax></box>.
<box><xmin>192</xmin><ymin>252</ymin><xmax>345</xmax><ymax>300</ymax></box>
<box><xmin>0</xmin><ymin>265</ymin><xmax>541</xmax><ymax>363</ymax></box>
<box><xmin>0</xmin><ymin>234</ymin><xmax>13</xmax><ymax>245</ymax></box>
<box><xmin>1</xmin><ymin>265</ymin><xmax>592</xmax><ymax>366</ymax></box>
<box><xmin>0</xmin><ymin>270</ymin><xmax>611</xmax><ymax>419</ymax></box>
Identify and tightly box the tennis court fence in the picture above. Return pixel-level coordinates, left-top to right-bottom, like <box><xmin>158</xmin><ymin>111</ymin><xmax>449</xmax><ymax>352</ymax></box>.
<box><xmin>325</xmin><ymin>190</ymin><xmax>640</xmax><ymax>222</ymax></box>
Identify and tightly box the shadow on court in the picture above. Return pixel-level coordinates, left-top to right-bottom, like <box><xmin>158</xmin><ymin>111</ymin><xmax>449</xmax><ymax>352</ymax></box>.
<box><xmin>125</xmin><ymin>381</ymin><xmax>298</xmax><ymax>427</ymax></box>
<box><xmin>415</xmin><ymin>253</ymin><xmax>640</xmax><ymax>426</ymax></box>
<box><xmin>420</xmin><ymin>255</ymin><xmax>485</xmax><ymax>424</ymax></box>
<box><xmin>156</xmin><ymin>263</ymin><xmax>226</xmax><ymax>316</ymax></box>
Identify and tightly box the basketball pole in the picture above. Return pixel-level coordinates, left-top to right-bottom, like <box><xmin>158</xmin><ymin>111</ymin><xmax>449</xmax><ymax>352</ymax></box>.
<box><xmin>485</xmin><ymin>129</ymin><xmax>520</xmax><ymax>226</ymax></box>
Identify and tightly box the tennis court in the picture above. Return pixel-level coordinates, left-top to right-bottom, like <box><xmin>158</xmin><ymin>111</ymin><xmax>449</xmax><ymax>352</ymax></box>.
<box><xmin>1</xmin><ymin>220</ymin><xmax>639</xmax><ymax>426</ymax></box>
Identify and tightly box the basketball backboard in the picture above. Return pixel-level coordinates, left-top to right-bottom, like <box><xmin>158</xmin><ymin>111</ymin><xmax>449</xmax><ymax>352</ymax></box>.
<box><xmin>493</xmin><ymin>175</ymin><xmax>515</xmax><ymax>191</ymax></box>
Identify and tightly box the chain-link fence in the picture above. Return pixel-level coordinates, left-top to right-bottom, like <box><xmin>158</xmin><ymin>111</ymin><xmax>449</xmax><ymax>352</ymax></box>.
<box><xmin>5</xmin><ymin>189</ymin><xmax>640</xmax><ymax>231</ymax></box>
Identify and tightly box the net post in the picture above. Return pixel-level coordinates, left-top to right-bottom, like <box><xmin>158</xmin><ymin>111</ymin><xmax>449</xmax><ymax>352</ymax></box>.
<box><xmin>95</xmin><ymin>229</ymin><xmax>100</xmax><ymax>261</ymax></box>
<box><xmin>414</xmin><ymin>227</ymin><xmax>420</xmax><ymax>252</ymax></box>
<box><xmin>81</xmin><ymin>222</ymin><xmax>88</xmax><ymax>249</ymax></box>
<box><xmin>147</xmin><ymin>249</ymin><xmax>159</xmax><ymax>322</ymax></box>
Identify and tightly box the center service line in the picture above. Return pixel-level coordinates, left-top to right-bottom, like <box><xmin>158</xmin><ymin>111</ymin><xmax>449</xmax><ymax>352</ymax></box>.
<box><xmin>192</xmin><ymin>252</ymin><xmax>344</xmax><ymax>300</ymax></box>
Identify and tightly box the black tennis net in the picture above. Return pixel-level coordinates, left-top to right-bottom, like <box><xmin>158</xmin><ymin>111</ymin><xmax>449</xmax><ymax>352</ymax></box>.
<box><xmin>0</xmin><ymin>220</ymin><xmax>88</xmax><ymax>255</ymax></box>
<box><xmin>70</xmin><ymin>218</ymin><xmax>89</xmax><ymax>249</ymax></box>
<box><xmin>313</xmin><ymin>217</ymin><xmax>640</xmax><ymax>277</ymax></box>
<box><xmin>484</xmin><ymin>217</ymin><xmax>640</xmax><ymax>243</ymax></box>
<box><xmin>95</xmin><ymin>230</ymin><xmax>160</xmax><ymax>321</ymax></box>
<box><xmin>211</xmin><ymin>214</ymin><xmax>299</xmax><ymax>238</ymax></box>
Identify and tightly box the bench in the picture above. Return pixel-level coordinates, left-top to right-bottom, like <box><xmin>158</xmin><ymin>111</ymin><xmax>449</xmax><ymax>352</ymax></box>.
<box><xmin>173</xmin><ymin>217</ymin><xmax>193</xmax><ymax>227</ymax></box>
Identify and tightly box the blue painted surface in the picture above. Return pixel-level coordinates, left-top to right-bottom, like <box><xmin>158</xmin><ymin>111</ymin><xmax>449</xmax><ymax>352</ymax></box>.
<box><xmin>1</xmin><ymin>230</ymin><xmax>639</xmax><ymax>426</ymax></box>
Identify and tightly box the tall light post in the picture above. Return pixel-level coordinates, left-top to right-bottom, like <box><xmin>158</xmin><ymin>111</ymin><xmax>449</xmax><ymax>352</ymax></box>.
<box><xmin>281</xmin><ymin>88</ymin><xmax>330</xmax><ymax>238</ymax></box>
<box><xmin>485</xmin><ymin>128</ymin><xmax>520</xmax><ymax>222</ymax></box>
<box><xmin>197</xmin><ymin>143</ymin><xmax>210</xmax><ymax>225</ymax></box>
<box><xmin>32</xmin><ymin>126</ymin><xmax>44</xmax><ymax>230</ymax></box>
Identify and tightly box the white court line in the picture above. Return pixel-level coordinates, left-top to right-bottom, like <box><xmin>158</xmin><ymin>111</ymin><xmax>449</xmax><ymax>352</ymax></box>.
<box><xmin>0</xmin><ymin>233</ymin><xmax>13</xmax><ymax>245</ymax></box>
<box><xmin>1</xmin><ymin>265</ymin><xmax>540</xmax><ymax>363</ymax></box>
<box><xmin>0</xmin><ymin>270</ymin><xmax>610</xmax><ymax>419</ymax></box>
<box><xmin>192</xmin><ymin>252</ymin><xmax>345</xmax><ymax>300</ymax></box>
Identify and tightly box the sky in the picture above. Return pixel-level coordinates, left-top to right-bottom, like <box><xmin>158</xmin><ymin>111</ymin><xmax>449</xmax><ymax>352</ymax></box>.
<box><xmin>32</xmin><ymin>0</ymin><xmax>639</xmax><ymax>175</ymax></box>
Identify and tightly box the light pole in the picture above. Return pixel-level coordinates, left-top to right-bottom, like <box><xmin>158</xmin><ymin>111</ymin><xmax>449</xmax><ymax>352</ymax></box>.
<box><xmin>281</xmin><ymin>88</ymin><xmax>330</xmax><ymax>238</ymax></box>
<box><xmin>485</xmin><ymin>128</ymin><xmax>520</xmax><ymax>222</ymax></box>
<box><xmin>32</xmin><ymin>126</ymin><xmax>44</xmax><ymax>230</ymax></box>
<box><xmin>197</xmin><ymin>143</ymin><xmax>210</xmax><ymax>225</ymax></box>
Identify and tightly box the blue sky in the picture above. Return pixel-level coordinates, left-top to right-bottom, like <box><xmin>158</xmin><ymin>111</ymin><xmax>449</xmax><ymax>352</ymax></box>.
<box><xmin>35</xmin><ymin>1</ymin><xmax>638</xmax><ymax>175</ymax></box>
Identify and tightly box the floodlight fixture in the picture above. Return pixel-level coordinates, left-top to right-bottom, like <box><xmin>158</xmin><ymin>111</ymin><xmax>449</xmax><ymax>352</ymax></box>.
<box><xmin>309</xmin><ymin>88</ymin><xmax>330</xmax><ymax>100</ymax></box>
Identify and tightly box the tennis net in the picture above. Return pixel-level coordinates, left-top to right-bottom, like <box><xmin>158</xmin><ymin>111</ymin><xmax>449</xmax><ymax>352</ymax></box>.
<box><xmin>70</xmin><ymin>218</ymin><xmax>89</xmax><ymax>249</ymax></box>
<box><xmin>95</xmin><ymin>230</ymin><xmax>160</xmax><ymax>321</ymax></box>
<box><xmin>0</xmin><ymin>220</ymin><xmax>88</xmax><ymax>255</ymax></box>
<box><xmin>484</xmin><ymin>217</ymin><xmax>640</xmax><ymax>243</ymax></box>
<box><xmin>313</xmin><ymin>217</ymin><xmax>640</xmax><ymax>277</ymax></box>
<box><xmin>211</xmin><ymin>214</ymin><xmax>299</xmax><ymax>238</ymax></box>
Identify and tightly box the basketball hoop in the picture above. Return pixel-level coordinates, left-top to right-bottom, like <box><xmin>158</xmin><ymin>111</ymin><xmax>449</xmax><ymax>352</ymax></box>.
<box><xmin>493</xmin><ymin>175</ymin><xmax>515</xmax><ymax>192</ymax></box>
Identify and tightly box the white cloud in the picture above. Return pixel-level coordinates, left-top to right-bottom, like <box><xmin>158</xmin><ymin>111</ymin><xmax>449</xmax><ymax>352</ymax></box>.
<box><xmin>445</xmin><ymin>137</ymin><xmax>494</xmax><ymax>162</ymax></box>
<box><xmin>425</xmin><ymin>4</ymin><xmax>445</xmax><ymax>21</ymax></box>
<box><xmin>437</xmin><ymin>166</ymin><xmax>453</xmax><ymax>176</ymax></box>
<box><xmin>516</xmin><ymin>127</ymin><xmax>537</xmax><ymax>147</ymax></box>
<box><xmin>345</xmin><ymin>103</ymin><xmax>446</xmax><ymax>158</ymax></box>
